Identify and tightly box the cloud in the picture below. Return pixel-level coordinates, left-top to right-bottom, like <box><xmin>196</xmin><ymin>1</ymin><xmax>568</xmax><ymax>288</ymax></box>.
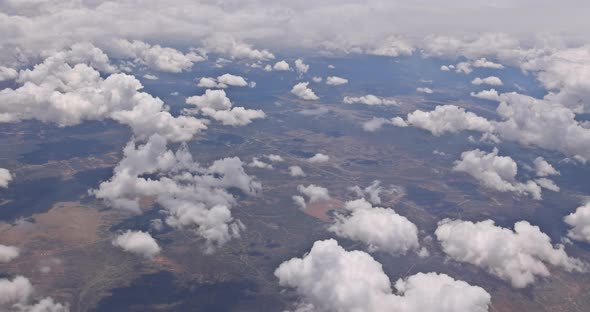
<box><xmin>142</xmin><ymin>74</ymin><xmax>158</xmax><ymax>80</ymax></box>
<box><xmin>0</xmin><ymin>66</ymin><xmax>17</xmax><ymax>81</ymax></box>
<box><xmin>453</xmin><ymin>148</ymin><xmax>551</xmax><ymax>199</ymax></box>
<box><xmin>112</xmin><ymin>230</ymin><xmax>161</xmax><ymax>259</ymax></box>
<box><xmin>202</xmin><ymin>36</ymin><xmax>274</xmax><ymax>61</ymax></box>
<box><xmin>264</xmin><ymin>154</ymin><xmax>284</xmax><ymax>162</ymax></box>
<box><xmin>185</xmin><ymin>89</ymin><xmax>265</xmax><ymax>126</ymax></box>
<box><xmin>289</xmin><ymin>165</ymin><xmax>306</xmax><ymax>177</ymax></box>
<box><xmin>0</xmin><ymin>276</ymin><xmax>68</xmax><ymax>311</ymax></box>
<box><xmin>329</xmin><ymin>198</ymin><xmax>420</xmax><ymax>255</ymax></box>
<box><xmin>0</xmin><ymin>46</ymin><xmax>207</xmax><ymax>142</ymax></box>
<box><xmin>275</xmin><ymin>239</ymin><xmax>491</xmax><ymax>312</ymax></box>
<box><xmin>436</xmin><ymin>218</ymin><xmax>587</xmax><ymax>288</ymax></box>
<box><xmin>92</xmin><ymin>134</ymin><xmax>260</xmax><ymax>253</ymax></box>
<box><xmin>273</xmin><ymin>60</ymin><xmax>291</xmax><ymax>71</ymax></box>
<box><xmin>454</xmin><ymin>62</ymin><xmax>473</xmax><ymax>74</ymax></box>
<box><xmin>393</xmin><ymin>105</ymin><xmax>494</xmax><ymax>136</ymax></box>
<box><xmin>416</xmin><ymin>87</ymin><xmax>433</xmax><ymax>94</ymax></box>
<box><xmin>312</xmin><ymin>76</ymin><xmax>322</xmax><ymax>83</ymax></box>
<box><xmin>367</xmin><ymin>37</ymin><xmax>414</xmax><ymax>57</ymax></box>
<box><xmin>347</xmin><ymin>180</ymin><xmax>398</xmax><ymax>205</ymax></box>
<box><xmin>472</xmin><ymin>58</ymin><xmax>504</xmax><ymax>69</ymax></box>
<box><xmin>307</xmin><ymin>153</ymin><xmax>330</xmax><ymax>163</ymax></box>
<box><xmin>471</xmin><ymin>76</ymin><xmax>503</xmax><ymax>86</ymax></box>
<box><xmin>291</xmin><ymin>82</ymin><xmax>319</xmax><ymax>100</ymax></box>
<box><xmin>326</xmin><ymin>76</ymin><xmax>348</xmax><ymax>85</ymax></box>
<box><xmin>296</xmin><ymin>184</ymin><xmax>330</xmax><ymax>203</ymax></box>
<box><xmin>0</xmin><ymin>168</ymin><xmax>12</xmax><ymax>188</ymax></box>
<box><xmin>564</xmin><ymin>203</ymin><xmax>590</xmax><ymax>243</ymax></box>
<box><xmin>106</xmin><ymin>39</ymin><xmax>204</xmax><ymax>73</ymax></box>
<box><xmin>248</xmin><ymin>157</ymin><xmax>273</xmax><ymax>169</ymax></box>
<box><xmin>533</xmin><ymin>157</ymin><xmax>560</xmax><ymax>177</ymax></box>
<box><xmin>470</xmin><ymin>89</ymin><xmax>500</xmax><ymax>101</ymax></box>
<box><xmin>294</xmin><ymin>59</ymin><xmax>309</xmax><ymax>75</ymax></box>
<box><xmin>343</xmin><ymin>95</ymin><xmax>397</xmax><ymax>106</ymax></box>
<box><xmin>0</xmin><ymin>245</ymin><xmax>19</xmax><ymax>263</ymax></box>
<box><xmin>197</xmin><ymin>73</ymin><xmax>249</xmax><ymax>88</ymax></box>
<box><xmin>363</xmin><ymin>117</ymin><xmax>392</xmax><ymax>132</ymax></box>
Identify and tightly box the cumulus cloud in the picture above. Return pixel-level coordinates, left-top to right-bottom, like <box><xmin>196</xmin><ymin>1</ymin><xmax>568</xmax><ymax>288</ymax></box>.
<box><xmin>273</xmin><ymin>60</ymin><xmax>291</xmax><ymax>71</ymax></box>
<box><xmin>0</xmin><ymin>245</ymin><xmax>19</xmax><ymax>263</ymax></box>
<box><xmin>533</xmin><ymin>157</ymin><xmax>560</xmax><ymax>177</ymax></box>
<box><xmin>0</xmin><ymin>46</ymin><xmax>207</xmax><ymax>142</ymax></box>
<box><xmin>275</xmin><ymin>239</ymin><xmax>491</xmax><ymax>312</ymax></box>
<box><xmin>185</xmin><ymin>89</ymin><xmax>265</xmax><ymax>126</ymax></box>
<box><xmin>296</xmin><ymin>184</ymin><xmax>330</xmax><ymax>203</ymax></box>
<box><xmin>248</xmin><ymin>157</ymin><xmax>273</xmax><ymax>169</ymax></box>
<box><xmin>112</xmin><ymin>230</ymin><xmax>161</xmax><ymax>259</ymax></box>
<box><xmin>436</xmin><ymin>219</ymin><xmax>587</xmax><ymax>288</ymax></box>
<box><xmin>416</xmin><ymin>87</ymin><xmax>433</xmax><ymax>94</ymax></box>
<box><xmin>291</xmin><ymin>82</ymin><xmax>319</xmax><ymax>100</ymax></box>
<box><xmin>392</xmin><ymin>105</ymin><xmax>494</xmax><ymax>136</ymax></box>
<box><xmin>343</xmin><ymin>95</ymin><xmax>397</xmax><ymax>106</ymax></box>
<box><xmin>203</xmin><ymin>36</ymin><xmax>274</xmax><ymax>61</ymax></box>
<box><xmin>347</xmin><ymin>180</ymin><xmax>398</xmax><ymax>205</ymax></box>
<box><xmin>92</xmin><ymin>134</ymin><xmax>260</xmax><ymax>253</ymax></box>
<box><xmin>294</xmin><ymin>59</ymin><xmax>309</xmax><ymax>76</ymax></box>
<box><xmin>0</xmin><ymin>168</ymin><xmax>12</xmax><ymax>188</ymax></box>
<box><xmin>0</xmin><ymin>66</ymin><xmax>18</xmax><ymax>81</ymax></box>
<box><xmin>472</xmin><ymin>58</ymin><xmax>504</xmax><ymax>69</ymax></box>
<box><xmin>471</xmin><ymin>76</ymin><xmax>503</xmax><ymax>86</ymax></box>
<box><xmin>0</xmin><ymin>276</ymin><xmax>68</xmax><ymax>311</ymax></box>
<box><xmin>564</xmin><ymin>203</ymin><xmax>590</xmax><ymax>243</ymax></box>
<box><xmin>142</xmin><ymin>74</ymin><xmax>158</xmax><ymax>80</ymax></box>
<box><xmin>326</xmin><ymin>76</ymin><xmax>348</xmax><ymax>86</ymax></box>
<box><xmin>363</xmin><ymin>117</ymin><xmax>392</xmax><ymax>132</ymax></box>
<box><xmin>453</xmin><ymin>148</ymin><xmax>552</xmax><ymax>199</ymax></box>
<box><xmin>197</xmin><ymin>73</ymin><xmax>249</xmax><ymax>88</ymax></box>
<box><xmin>106</xmin><ymin>39</ymin><xmax>204</xmax><ymax>73</ymax></box>
<box><xmin>329</xmin><ymin>198</ymin><xmax>420</xmax><ymax>255</ymax></box>
<box><xmin>312</xmin><ymin>76</ymin><xmax>322</xmax><ymax>83</ymax></box>
<box><xmin>288</xmin><ymin>166</ymin><xmax>305</xmax><ymax>177</ymax></box>
<box><xmin>401</xmin><ymin>91</ymin><xmax>590</xmax><ymax>161</ymax></box>
<box><xmin>264</xmin><ymin>154</ymin><xmax>284</xmax><ymax>162</ymax></box>
<box><xmin>470</xmin><ymin>89</ymin><xmax>500</xmax><ymax>101</ymax></box>
<box><xmin>307</xmin><ymin>153</ymin><xmax>330</xmax><ymax>163</ymax></box>
<box><xmin>367</xmin><ymin>37</ymin><xmax>414</xmax><ymax>57</ymax></box>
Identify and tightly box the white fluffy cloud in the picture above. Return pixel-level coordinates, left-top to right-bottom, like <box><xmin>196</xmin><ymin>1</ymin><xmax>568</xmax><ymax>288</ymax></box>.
<box><xmin>0</xmin><ymin>245</ymin><xmax>19</xmax><ymax>263</ymax></box>
<box><xmin>0</xmin><ymin>276</ymin><xmax>68</xmax><ymax>311</ymax></box>
<box><xmin>564</xmin><ymin>203</ymin><xmax>590</xmax><ymax>243</ymax></box>
<box><xmin>92</xmin><ymin>134</ymin><xmax>260</xmax><ymax>253</ymax></box>
<box><xmin>307</xmin><ymin>153</ymin><xmax>330</xmax><ymax>163</ymax></box>
<box><xmin>470</xmin><ymin>89</ymin><xmax>500</xmax><ymax>101</ymax></box>
<box><xmin>471</xmin><ymin>76</ymin><xmax>503</xmax><ymax>86</ymax></box>
<box><xmin>0</xmin><ymin>168</ymin><xmax>12</xmax><ymax>188</ymax></box>
<box><xmin>392</xmin><ymin>105</ymin><xmax>494</xmax><ymax>136</ymax></box>
<box><xmin>326</xmin><ymin>76</ymin><xmax>348</xmax><ymax>86</ymax></box>
<box><xmin>288</xmin><ymin>165</ymin><xmax>306</xmax><ymax>177</ymax></box>
<box><xmin>294</xmin><ymin>59</ymin><xmax>309</xmax><ymax>75</ymax></box>
<box><xmin>436</xmin><ymin>219</ymin><xmax>587</xmax><ymax>288</ymax></box>
<box><xmin>106</xmin><ymin>39</ymin><xmax>204</xmax><ymax>73</ymax></box>
<box><xmin>197</xmin><ymin>73</ymin><xmax>249</xmax><ymax>88</ymax></box>
<box><xmin>296</xmin><ymin>184</ymin><xmax>330</xmax><ymax>203</ymax></box>
<box><xmin>185</xmin><ymin>89</ymin><xmax>265</xmax><ymax>126</ymax></box>
<box><xmin>453</xmin><ymin>148</ymin><xmax>553</xmax><ymax>199</ymax></box>
<box><xmin>275</xmin><ymin>239</ymin><xmax>491</xmax><ymax>312</ymax></box>
<box><xmin>273</xmin><ymin>60</ymin><xmax>291</xmax><ymax>71</ymax></box>
<box><xmin>264</xmin><ymin>154</ymin><xmax>284</xmax><ymax>162</ymax></box>
<box><xmin>533</xmin><ymin>157</ymin><xmax>560</xmax><ymax>177</ymax></box>
<box><xmin>343</xmin><ymin>95</ymin><xmax>397</xmax><ymax>106</ymax></box>
<box><xmin>113</xmin><ymin>230</ymin><xmax>161</xmax><ymax>259</ymax></box>
<box><xmin>291</xmin><ymin>82</ymin><xmax>319</xmax><ymax>100</ymax></box>
<box><xmin>416</xmin><ymin>87</ymin><xmax>433</xmax><ymax>94</ymax></box>
<box><xmin>0</xmin><ymin>46</ymin><xmax>207</xmax><ymax>142</ymax></box>
<box><xmin>363</xmin><ymin>117</ymin><xmax>392</xmax><ymax>132</ymax></box>
<box><xmin>0</xmin><ymin>66</ymin><xmax>18</xmax><ymax>81</ymax></box>
<box><xmin>329</xmin><ymin>198</ymin><xmax>420</xmax><ymax>255</ymax></box>
<box><xmin>248</xmin><ymin>157</ymin><xmax>273</xmax><ymax>169</ymax></box>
